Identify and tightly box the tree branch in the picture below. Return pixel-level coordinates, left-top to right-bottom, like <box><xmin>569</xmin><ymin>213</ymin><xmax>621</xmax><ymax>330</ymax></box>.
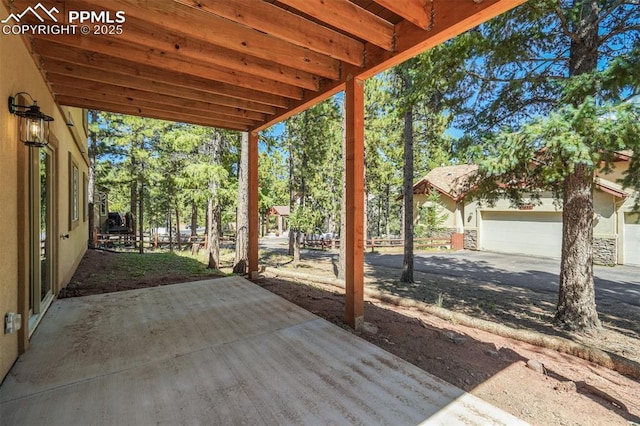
<box><xmin>465</xmin><ymin>70</ymin><xmax>566</xmax><ymax>84</ymax></box>
<box><xmin>554</xmin><ymin>3</ymin><xmax>580</xmax><ymax>43</ymax></box>
<box><xmin>595</xmin><ymin>0</ymin><xmax>627</xmax><ymax>25</ymax></box>
<box><xmin>599</xmin><ymin>25</ymin><xmax>640</xmax><ymax>44</ymax></box>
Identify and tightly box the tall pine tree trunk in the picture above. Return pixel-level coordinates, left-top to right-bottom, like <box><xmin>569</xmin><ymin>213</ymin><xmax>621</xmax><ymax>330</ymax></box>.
<box><xmin>400</xmin><ymin>73</ymin><xmax>414</xmax><ymax>283</ymax></box>
<box><xmin>208</xmin><ymin>132</ymin><xmax>221</xmax><ymax>269</ymax></box>
<box><xmin>138</xmin><ymin>176</ymin><xmax>144</xmax><ymax>254</ymax></box>
<box><xmin>129</xmin><ymin>154</ymin><xmax>137</xmax><ymax>239</ymax></box>
<box><xmin>207</xmin><ymin>198</ymin><xmax>221</xmax><ymax>269</ymax></box>
<box><xmin>168</xmin><ymin>210</ymin><xmax>173</xmax><ymax>252</ymax></box>
<box><xmin>556</xmin><ymin>164</ymin><xmax>599</xmax><ymax>330</ymax></box>
<box><xmin>338</xmin><ymin>96</ymin><xmax>347</xmax><ymax>280</ymax></box>
<box><xmin>364</xmin><ymin>178</ymin><xmax>368</xmax><ymax>243</ymax></box>
<box><xmin>377</xmin><ymin>196</ymin><xmax>382</xmax><ymax>237</ymax></box>
<box><xmin>385</xmin><ymin>183</ymin><xmax>391</xmax><ymax>237</ymax></box>
<box><xmin>233</xmin><ymin>132</ymin><xmax>249</xmax><ymax>274</ymax></box>
<box><xmin>176</xmin><ymin>208</ymin><xmax>181</xmax><ymax>251</ymax></box>
<box><xmin>288</xmin><ymin>142</ymin><xmax>295</xmax><ymax>256</ymax></box>
<box><xmin>207</xmin><ymin>198</ymin><xmax>214</xmax><ymax>266</ymax></box>
<box><xmin>293</xmin><ymin>229</ymin><xmax>301</xmax><ymax>267</ymax></box>
<box><xmin>190</xmin><ymin>202</ymin><xmax>198</xmax><ymax>236</ymax></box>
<box><xmin>554</xmin><ymin>0</ymin><xmax>601</xmax><ymax>332</ymax></box>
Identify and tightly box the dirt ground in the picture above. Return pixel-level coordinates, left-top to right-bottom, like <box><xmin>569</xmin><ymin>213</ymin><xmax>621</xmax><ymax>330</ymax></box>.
<box><xmin>66</xmin><ymin>249</ymin><xmax>640</xmax><ymax>426</ymax></box>
<box><xmin>59</xmin><ymin>250</ymin><xmax>224</xmax><ymax>298</ymax></box>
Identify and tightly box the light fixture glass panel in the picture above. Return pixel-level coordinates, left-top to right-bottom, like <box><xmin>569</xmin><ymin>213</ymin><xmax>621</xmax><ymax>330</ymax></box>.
<box><xmin>20</xmin><ymin>116</ymin><xmax>47</xmax><ymax>146</ymax></box>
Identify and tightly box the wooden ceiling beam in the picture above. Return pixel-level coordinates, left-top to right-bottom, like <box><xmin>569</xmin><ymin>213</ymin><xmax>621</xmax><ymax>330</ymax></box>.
<box><xmin>39</xmin><ymin>55</ymin><xmax>289</xmax><ymax>109</ymax></box>
<box><xmin>362</xmin><ymin>0</ymin><xmax>528</xmax><ymax>79</ymax></box>
<box><xmin>49</xmin><ymin>78</ymin><xmax>266</xmax><ymax>122</ymax></box>
<box><xmin>372</xmin><ymin>0</ymin><xmax>433</xmax><ymax>29</ymax></box>
<box><xmin>57</xmin><ymin>96</ymin><xmax>252</xmax><ymax>131</ymax></box>
<box><xmin>67</xmin><ymin>0</ymin><xmax>340</xmax><ymax>79</ymax></box>
<box><xmin>43</xmin><ymin>63</ymin><xmax>277</xmax><ymax>115</ymax></box>
<box><xmin>55</xmin><ymin>88</ymin><xmax>260</xmax><ymax>126</ymax></box>
<box><xmin>174</xmin><ymin>0</ymin><xmax>364</xmax><ymax>66</ymax></box>
<box><xmin>276</xmin><ymin>0</ymin><xmax>395</xmax><ymax>51</ymax></box>
<box><xmin>102</xmin><ymin>20</ymin><xmax>320</xmax><ymax>90</ymax></box>
<box><xmin>55</xmin><ymin>87</ymin><xmax>260</xmax><ymax>127</ymax></box>
<box><xmin>254</xmin><ymin>0</ymin><xmax>527</xmax><ymax>132</ymax></box>
<box><xmin>6</xmin><ymin>0</ymin><xmax>526</xmax><ymax>132</ymax></box>
<box><xmin>31</xmin><ymin>37</ymin><xmax>305</xmax><ymax>100</ymax></box>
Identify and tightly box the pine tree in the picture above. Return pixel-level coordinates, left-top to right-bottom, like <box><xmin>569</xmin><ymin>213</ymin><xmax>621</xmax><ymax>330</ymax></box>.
<box><xmin>456</xmin><ymin>0</ymin><xmax>640</xmax><ymax>332</ymax></box>
<box><xmin>234</xmin><ymin>132</ymin><xmax>250</xmax><ymax>274</ymax></box>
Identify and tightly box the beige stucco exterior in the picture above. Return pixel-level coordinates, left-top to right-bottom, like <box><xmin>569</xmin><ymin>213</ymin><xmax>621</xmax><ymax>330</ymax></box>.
<box><xmin>461</xmin><ymin>163</ymin><xmax>636</xmax><ymax>265</ymax></box>
<box><xmin>413</xmin><ymin>159</ymin><xmax>636</xmax><ymax>265</ymax></box>
<box><xmin>463</xmin><ymin>189</ymin><xmax>621</xmax><ymax>236</ymax></box>
<box><xmin>1</xmin><ymin>1</ymin><xmax>88</xmax><ymax>380</ymax></box>
<box><xmin>599</xmin><ymin>157</ymin><xmax>629</xmax><ymax>186</ymax></box>
<box><xmin>414</xmin><ymin>193</ymin><xmax>464</xmax><ymax>233</ymax></box>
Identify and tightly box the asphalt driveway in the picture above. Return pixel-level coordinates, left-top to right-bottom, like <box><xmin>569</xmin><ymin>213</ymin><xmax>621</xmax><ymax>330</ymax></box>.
<box><xmin>367</xmin><ymin>250</ymin><xmax>640</xmax><ymax>308</ymax></box>
<box><xmin>260</xmin><ymin>236</ymin><xmax>640</xmax><ymax>308</ymax></box>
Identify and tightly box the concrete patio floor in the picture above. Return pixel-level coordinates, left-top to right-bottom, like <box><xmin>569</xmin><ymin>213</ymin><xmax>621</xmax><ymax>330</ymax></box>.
<box><xmin>0</xmin><ymin>276</ymin><xmax>526</xmax><ymax>425</ymax></box>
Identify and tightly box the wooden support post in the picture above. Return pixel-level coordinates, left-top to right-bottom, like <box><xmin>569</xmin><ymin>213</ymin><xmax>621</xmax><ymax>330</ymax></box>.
<box><xmin>345</xmin><ymin>75</ymin><xmax>365</xmax><ymax>331</ymax></box>
<box><xmin>248</xmin><ymin>131</ymin><xmax>260</xmax><ymax>279</ymax></box>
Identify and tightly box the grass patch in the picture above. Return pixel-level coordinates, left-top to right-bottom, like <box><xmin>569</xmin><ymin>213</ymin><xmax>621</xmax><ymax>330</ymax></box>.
<box><xmin>61</xmin><ymin>249</ymin><xmax>227</xmax><ymax>298</ymax></box>
<box><xmin>116</xmin><ymin>251</ymin><xmax>217</xmax><ymax>278</ymax></box>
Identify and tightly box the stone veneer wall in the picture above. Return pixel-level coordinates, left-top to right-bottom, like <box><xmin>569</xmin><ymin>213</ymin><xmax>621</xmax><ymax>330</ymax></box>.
<box><xmin>593</xmin><ymin>237</ymin><xmax>617</xmax><ymax>266</ymax></box>
<box><xmin>464</xmin><ymin>229</ymin><xmax>477</xmax><ymax>250</ymax></box>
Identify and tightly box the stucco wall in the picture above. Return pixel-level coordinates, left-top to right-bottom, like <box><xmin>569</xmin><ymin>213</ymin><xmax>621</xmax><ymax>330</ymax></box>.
<box><xmin>1</xmin><ymin>2</ymin><xmax>88</xmax><ymax>380</ymax></box>
<box><xmin>597</xmin><ymin>161</ymin><xmax>629</xmax><ymax>184</ymax></box>
<box><xmin>414</xmin><ymin>193</ymin><xmax>458</xmax><ymax>229</ymax></box>
<box><xmin>465</xmin><ymin>189</ymin><xmax>619</xmax><ymax>238</ymax></box>
<box><xmin>57</xmin><ymin>142</ymin><xmax>90</xmax><ymax>288</ymax></box>
<box><xmin>462</xmin><ymin>186</ymin><xmax>628</xmax><ymax>264</ymax></box>
<box><xmin>0</xmin><ymin>8</ymin><xmax>21</xmax><ymax>381</ymax></box>
<box><xmin>620</xmin><ymin>190</ymin><xmax>639</xmax><ymax>213</ymax></box>
<box><xmin>593</xmin><ymin>191</ymin><xmax>616</xmax><ymax>236</ymax></box>
<box><xmin>464</xmin><ymin>191</ymin><xmax>563</xmax><ymax>229</ymax></box>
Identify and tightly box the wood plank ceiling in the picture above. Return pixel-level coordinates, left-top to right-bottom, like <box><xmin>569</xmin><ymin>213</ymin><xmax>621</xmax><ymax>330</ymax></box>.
<box><xmin>5</xmin><ymin>0</ymin><xmax>526</xmax><ymax>132</ymax></box>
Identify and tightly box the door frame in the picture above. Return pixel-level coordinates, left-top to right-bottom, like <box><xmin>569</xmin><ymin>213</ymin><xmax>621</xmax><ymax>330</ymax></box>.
<box><xmin>17</xmin><ymin>135</ymin><xmax>58</xmax><ymax>352</ymax></box>
<box><xmin>27</xmin><ymin>146</ymin><xmax>57</xmax><ymax>335</ymax></box>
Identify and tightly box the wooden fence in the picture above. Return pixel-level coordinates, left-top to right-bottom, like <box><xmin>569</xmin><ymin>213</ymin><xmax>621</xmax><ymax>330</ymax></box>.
<box><xmin>96</xmin><ymin>232</ymin><xmax>463</xmax><ymax>252</ymax></box>
<box><xmin>304</xmin><ymin>233</ymin><xmax>464</xmax><ymax>252</ymax></box>
<box><xmin>95</xmin><ymin>233</ymin><xmax>235</xmax><ymax>251</ymax></box>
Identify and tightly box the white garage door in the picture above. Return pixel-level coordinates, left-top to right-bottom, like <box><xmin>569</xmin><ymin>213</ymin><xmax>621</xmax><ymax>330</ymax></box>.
<box><xmin>624</xmin><ymin>213</ymin><xmax>640</xmax><ymax>267</ymax></box>
<box><xmin>480</xmin><ymin>211</ymin><xmax>563</xmax><ymax>258</ymax></box>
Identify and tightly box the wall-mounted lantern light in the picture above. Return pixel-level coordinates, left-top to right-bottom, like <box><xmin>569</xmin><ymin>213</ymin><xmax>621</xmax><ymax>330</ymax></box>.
<box><xmin>8</xmin><ymin>92</ymin><xmax>54</xmax><ymax>148</ymax></box>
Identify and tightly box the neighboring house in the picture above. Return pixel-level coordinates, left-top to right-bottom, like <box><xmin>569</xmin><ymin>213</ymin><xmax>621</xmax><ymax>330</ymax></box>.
<box><xmin>267</xmin><ymin>205</ymin><xmax>290</xmax><ymax>236</ymax></box>
<box><xmin>1</xmin><ymin>5</ymin><xmax>89</xmax><ymax>380</ymax></box>
<box><xmin>412</xmin><ymin>164</ymin><xmax>478</xmax><ymax>237</ymax></box>
<box><xmin>412</xmin><ymin>154</ymin><xmax>639</xmax><ymax>266</ymax></box>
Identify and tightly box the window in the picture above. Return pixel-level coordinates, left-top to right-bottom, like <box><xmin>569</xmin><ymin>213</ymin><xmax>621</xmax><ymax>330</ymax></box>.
<box><xmin>83</xmin><ymin>109</ymin><xmax>89</xmax><ymax>138</ymax></box>
<box><xmin>68</xmin><ymin>153</ymin><xmax>79</xmax><ymax>230</ymax></box>
<box><xmin>83</xmin><ymin>173</ymin><xmax>88</xmax><ymax>222</ymax></box>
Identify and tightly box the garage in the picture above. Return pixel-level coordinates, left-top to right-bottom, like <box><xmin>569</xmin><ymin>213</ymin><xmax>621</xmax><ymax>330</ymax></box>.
<box><xmin>480</xmin><ymin>211</ymin><xmax>563</xmax><ymax>258</ymax></box>
<box><xmin>624</xmin><ymin>213</ymin><xmax>640</xmax><ymax>267</ymax></box>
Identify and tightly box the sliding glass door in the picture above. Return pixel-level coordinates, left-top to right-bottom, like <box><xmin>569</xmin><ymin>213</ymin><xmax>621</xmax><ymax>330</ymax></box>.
<box><xmin>29</xmin><ymin>147</ymin><xmax>54</xmax><ymax>333</ymax></box>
